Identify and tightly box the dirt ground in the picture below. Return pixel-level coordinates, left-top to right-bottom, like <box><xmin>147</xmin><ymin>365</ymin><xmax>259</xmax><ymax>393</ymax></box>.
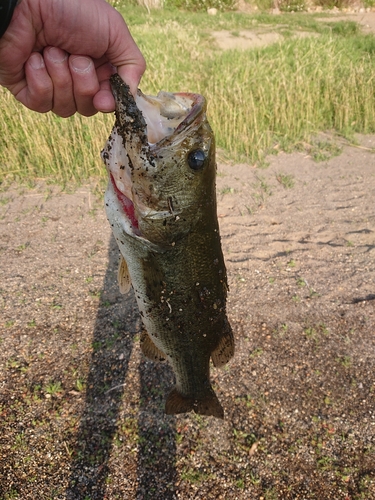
<box><xmin>212</xmin><ymin>11</ymin><xmax>375</xmax><ymax>51</ymax></box>
<box><xmin>1</xmin><ymin>13</ymin><xmax>375</xmax><ymax>500</ymax></box>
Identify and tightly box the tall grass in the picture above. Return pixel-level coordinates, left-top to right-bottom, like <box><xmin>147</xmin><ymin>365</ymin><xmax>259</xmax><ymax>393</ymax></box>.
<box><xmin>124</xmin><ymin>20</ymin><xmax>375</xmax><ymax>161</ymax></box>
<box><xmin>0</xmin><ymin>89</ymin><xmax>112</xmax><ymax>187</ymax></box>
<box><xmin>199</xmin><ymin>35</ymin><xmax>375</xmax><ymax>159</ymax></box>
<box><xmin>1</xmin><ymin>12</ymin><xmax>375</xmax><ymax>187</ymax></box>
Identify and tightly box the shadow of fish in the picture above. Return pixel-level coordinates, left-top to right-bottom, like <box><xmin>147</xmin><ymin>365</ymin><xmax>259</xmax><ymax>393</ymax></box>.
<box><xmin>102</xmin><ymin>74</ymin><xmax>234</xmax><ymax>418</ymax></box>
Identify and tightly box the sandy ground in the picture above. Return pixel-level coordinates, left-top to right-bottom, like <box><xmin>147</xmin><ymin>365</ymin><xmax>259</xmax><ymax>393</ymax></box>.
<box><xmin>0</xmin><ymin>12</ymin><xmax>375</xmax><ymax>500</ymax></box>
<box><xmin>1</xmin><ymin>135</ymin><xmax>374</xmax><ymax>499</ymax></box>
<box><xmin>212</xmin><ymin>12</ymin><xmax>375</xmax><ymax>50</ymax></box>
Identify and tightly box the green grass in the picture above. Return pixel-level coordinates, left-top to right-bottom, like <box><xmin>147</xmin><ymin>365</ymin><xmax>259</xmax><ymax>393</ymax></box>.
<box><xmin>0</xmin><ymin>89</ymin><xmax>112</xmax><ymax>187</ymax></box>
<box><xmin>1</xmin><ymin>9</ymin><xmax>374</xmax><ymax>187</ymax></box>
<box><xmin>310</xmin><ymin>140</ymin><xmax>343</xmax><ymax>162</ymax></box>
<box><xmin>276</xmin><ymin>172</ymin><xmax>295</xmax><ymax>188</ymax></box>
<box><xmin>44</xmin><ymin>381</ymin><xmax>63</xmax><ymax>396</ymax></box>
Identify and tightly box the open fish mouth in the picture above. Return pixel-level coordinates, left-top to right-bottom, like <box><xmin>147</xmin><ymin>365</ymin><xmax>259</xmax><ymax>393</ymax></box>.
<box><xmin>102</xmin><ymin>79</ymin><xmax>206</xmax><ymax>237</ymax></box>
<box><xmin>135</xmin><ymin>90</ymin><xmax>204</xmax><ymax>145</ymax></box>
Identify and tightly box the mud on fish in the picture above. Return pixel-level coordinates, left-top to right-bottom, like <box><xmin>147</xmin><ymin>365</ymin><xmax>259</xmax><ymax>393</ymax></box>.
<box><xmin>102</xmin><ymin>74</ymin><xmax>234</xmax><ymax>419</ymax></box>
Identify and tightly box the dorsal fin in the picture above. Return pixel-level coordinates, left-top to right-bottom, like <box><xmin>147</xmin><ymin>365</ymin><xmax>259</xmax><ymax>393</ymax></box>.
<box><xmin>117</xmin><ymin>256</ymin><xmax>131</xmax><ymax>294</ymax></box>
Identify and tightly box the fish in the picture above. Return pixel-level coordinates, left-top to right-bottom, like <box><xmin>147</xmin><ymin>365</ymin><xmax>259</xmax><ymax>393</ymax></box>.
<box><xmin>102</xmin><ymin>74</ymin><xmax>234</xmax><ymax>419</ymax></box>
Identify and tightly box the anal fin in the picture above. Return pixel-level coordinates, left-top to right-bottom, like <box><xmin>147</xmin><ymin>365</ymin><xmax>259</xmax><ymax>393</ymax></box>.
<box><xmin>165</xmin><ymin>387</ymin><xmax>224</xmax><ymax>419</ymax></box>
<box><xmin>211</xmin><ymin>318</ymin><xmax>235</xmax><ymax>368</ymax></box>
<box><xmin>140</xmin><ymin>330</ymin><xmax>166</xmax><ymax>362</ymax></box>
<box><xmin>118</xmin><ymin>256</ymin><xmax>131</xmax><ymax>294</ymax></box>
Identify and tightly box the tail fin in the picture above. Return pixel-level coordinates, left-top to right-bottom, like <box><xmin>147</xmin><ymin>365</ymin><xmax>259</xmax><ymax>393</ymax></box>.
<box><xmin>165</xmin><ymin>387</ymin><xmax>224</xmax><ymax>419</ymax></box>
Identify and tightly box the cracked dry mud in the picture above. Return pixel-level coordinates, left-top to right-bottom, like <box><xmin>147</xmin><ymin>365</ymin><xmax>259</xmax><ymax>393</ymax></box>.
<box><xmin>0</xmin><ymin>133</ymin><xmax>374</xmax><ymax>499</ymax></box>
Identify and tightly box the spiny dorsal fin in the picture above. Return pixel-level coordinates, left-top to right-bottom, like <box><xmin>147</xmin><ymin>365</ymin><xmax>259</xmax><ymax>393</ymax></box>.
<box><xmin>140</xmin><ymin>330</ymin><xmax>166</xmax><ymax>362</ymax></box>
<box><xmin>118</xmin><ymin>256</ymin><xmax>131</xmax><ymax>294</ymax></box>
<box><xmin>211</xmin><ymin>319</ymin><xmax>235</xmax><ymax>368</ymax></box>
<box><xmin>165</xmin><ymin>387</ymin><xmax>224</xmax><ymax>419</ymax></box>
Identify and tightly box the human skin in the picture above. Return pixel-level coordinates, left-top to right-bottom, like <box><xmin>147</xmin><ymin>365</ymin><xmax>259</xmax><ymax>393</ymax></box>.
<box><xmin>0</xmin><ymin>0</ymin><xmax>146</xmax><ymax>117</ymax></box>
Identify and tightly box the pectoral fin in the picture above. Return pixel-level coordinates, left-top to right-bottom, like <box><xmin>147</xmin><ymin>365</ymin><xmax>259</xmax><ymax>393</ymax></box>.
<box><xmin>140</xmin><ymin>330</ymin><xmax>166</xmax><ymax>362</ymax></box>
<box><xmin>165</xmin><ymin>387</ymin><xmax>224</xmax><ymax>419</ymax></box>
<box><xmin>211</xmin><ymin>319</ymin><xmax>235</xmax><ymax>368</ymax></box>
<box><xmin>118</xmin><ymin>256</ymin><xmax>131</xmax><ymax>294</ymax></box>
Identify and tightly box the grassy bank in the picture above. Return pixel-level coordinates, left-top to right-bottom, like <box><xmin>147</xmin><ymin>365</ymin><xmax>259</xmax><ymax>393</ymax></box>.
<box><xmin>0</xmin><ymin>90</ymin><xmax>112</xmax><ymax>188</ymax></box>
<box><xmin>1</xmin><ymin>10</ymin><xmax>375</xmax><ymax>187</ymax></box>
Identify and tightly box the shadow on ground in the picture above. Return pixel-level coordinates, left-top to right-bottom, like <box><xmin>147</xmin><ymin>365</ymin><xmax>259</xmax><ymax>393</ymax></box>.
<box><xmin>66</xmin><ymin>235</ymin><xmax>177</xmax><ymax>499</ymax></box>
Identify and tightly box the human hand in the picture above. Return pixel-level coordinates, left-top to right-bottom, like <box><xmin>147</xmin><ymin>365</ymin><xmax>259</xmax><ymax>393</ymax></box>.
<box><xmin>0</xmin><ymin>0</ymin><xmax>146</xmax><ymax>117</ymax></box>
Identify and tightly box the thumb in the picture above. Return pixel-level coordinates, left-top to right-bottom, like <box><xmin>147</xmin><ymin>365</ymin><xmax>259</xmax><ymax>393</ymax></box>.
<box><xmin>106</xmin><ymin>19</ymin><xmax>146</xmax><ymax>96</ymax></box>
<box><xmin>117</xmin><ymin>59</ymin><xmax>145</xmax><ymax>96</ymax></box>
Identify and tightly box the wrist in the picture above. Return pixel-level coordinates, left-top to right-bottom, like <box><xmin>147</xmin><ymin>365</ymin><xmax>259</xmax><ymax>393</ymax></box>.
<box><xmin>0</xmin><ymin>0</ymin><xmax>21</xmax><ymax>38</ymax></box>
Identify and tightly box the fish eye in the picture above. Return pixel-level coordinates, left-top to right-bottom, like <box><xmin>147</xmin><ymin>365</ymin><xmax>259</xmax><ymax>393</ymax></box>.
<box><xmin>187</xmin><ymin>149</ymin><xmax>205</xmax><ymax>170</ymax></box>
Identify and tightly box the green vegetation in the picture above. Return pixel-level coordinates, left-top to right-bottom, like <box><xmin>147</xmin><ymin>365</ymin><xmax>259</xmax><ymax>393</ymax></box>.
<box><xmin>44</xmin><ymin>381</ymin><xmax>63</xmax><ymax>396</ymax></box>
<box><xmin>277</xmin><ymin>0</ymin><xmax>306</xmax><ymax>12</ymax></box>
<box><xmin>310</xmin><ymin>139</ymin><xmax>342</xmax><ymax>162</ymax></box>
<box><xmin>1</xmin><ymin>9</ymin><xmax>375</xmax><ymax>187</ymax></box>
<box><xmin>276</xmin><ymin>172</ymin><xmax>295</xmax><ymax>188</ymax></box>
<box><xmin>165</xmin><ymin>0</ymin><xmax>236</xmax><ymax>12</ymax></box>
<box><xmin>180</xmin><ymin>466</ymin><xmax>212</xmax><ymax>483</ymax></box>
<box><xmin>0</xmin><ymin>90</ymin><xmax>111</xmax><ymax>187</ymax></box>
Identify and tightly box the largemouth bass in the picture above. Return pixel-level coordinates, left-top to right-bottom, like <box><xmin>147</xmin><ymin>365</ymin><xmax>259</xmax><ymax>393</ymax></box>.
<box><xmin>102</xmin><ymin>74</ymin><xmax>234</xmax><ymax>419</ymax></box>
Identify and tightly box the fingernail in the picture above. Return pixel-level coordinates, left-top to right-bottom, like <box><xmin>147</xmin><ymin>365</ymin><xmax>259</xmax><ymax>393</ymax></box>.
<box><xmin>29</xmin><ymin>53</ymin><xmax>45</xmax><ymax>70</ymax></box>
<box><xmin>47</xmin><ymin>47</ymin><xmax>67</xmax><ymax>63</ymax></box>
<box><xmin>70</xmin><ymin>56</ymin><xmax>92</xmax><ymax>73</ymax></box>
